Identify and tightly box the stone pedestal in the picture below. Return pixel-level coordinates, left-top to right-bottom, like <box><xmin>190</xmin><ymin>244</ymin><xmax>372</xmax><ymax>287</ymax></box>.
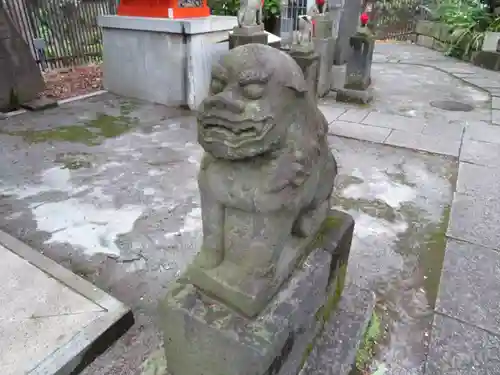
<box><xmin>159</xmin><ymin>210</ymin><xmax>354</xmax><ymax>375</ymax></box>
<box><xmin>289</xmin><ymin>46</ymin><xmax>320</xmax><ymax>100</ymax></box>
<box><xmin>98</xmin><ymin>15</ymin><xmax>237</xmax><ymax>110</ymax></box>
<box><xmin>229</xmin><ymin>25</ymin><xmax>268</xmax><ymax>49</ymax></box>
<box><xmin>336</xmin><ymin>31</ymin><xmax>374</xmax><ymax>104</ymax></box>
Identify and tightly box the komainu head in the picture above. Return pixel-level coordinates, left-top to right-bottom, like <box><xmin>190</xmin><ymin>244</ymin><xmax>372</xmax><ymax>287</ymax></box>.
<box><xmin>197</xmin><ymin>43</ymin><xmax>318</xmax><ymax>160</ymax></box>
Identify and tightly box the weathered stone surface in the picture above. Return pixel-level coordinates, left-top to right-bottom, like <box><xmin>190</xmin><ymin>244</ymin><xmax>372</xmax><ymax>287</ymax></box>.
<box><xmin>189</xmin><ymin>43</ymin><xmax>338</xmax><ymax>317</ymax></box>
<box><xmin>289</xmin><ymin>49</ymin><xmax>321</xmax><ymax>100</ymax></box>
<box><xmin>415</xmin><ymin>20</ymin><xmax>434</xmax><ymax>36</ymax></box>
<box><xmin>492</xmin><ymin>109</ymin><xmax>500</xmax><ymax>124</ymax></box>
<box><xmin>492</xmin><ymin>95</ymin><xmax>500</xmax><ymax>109</ymax></box>
<box><xmin>0</xmin><ymin>8</ymin><xmax>45</xmax><ymax>112</ymax></box>
<box><xmin>336</xmin><ymin>87</ymin><xmax>373</xmax><ymax>104</ymax></box>
<box><xmin>421</xmin><ymin>121</ymin><xmax>465</xmax><ymax>141</ymax></box>
<box><xmin>330</xmin><ymin>64</ymin><xmax>346</xmax><ymax>90</ymax></box>
<box><xmin>159</xmin><ymin>210</ymin><xmax>354</xmax><ymax>375</ymax></box>
<box><xmin>447</xmin><ymin>193</ymin><xmax>500</xmax><ymax>249</ymax></box>
<box><xmin>237</xmin><ymin>0</ymin><xmax>263</xmax><ymax>27</ymax></box>
<box><xmin>460</xmin><ymin>138</ymin><xmax>500</xmax><ymax>167</ymax></box>
<box><xmin>416</xmin><ymin>35</ymin><xmax>435</xmax><ymax>49</ymax></box>
<box><xmin>229</xmin><ymin>30</ymin><xmax>268</xmax><ymax>49</ymax></box>
<box><xmin>465</xmin><ymin>120</ymin><xmax>500</xmax><ymax>144</ymax></box>
<box><xmin>456</xmin><ymin>162</ymin><xmax>500</xmax><ymax>198</ymax></box>
<box><xmin>471</xmin><ymin>51</ymin><xmax>500</xmax><ymax>71</ymax></box>
<box><xmin>318</xmin><ymin>104</ymin><xmax>346</xmax><ymax>123</ymax></box>
<box><xmin>313</xmin><ymin>15</ymin><xmax>332</xmax><ymax>39</ymax></box>
<box><xmin>329</xmin><ymin>120</ymin><xmax>391</xmax><ymax>143</ymax></box>
<box><xmin>300</xmin><ymin>284</ymin><xmax>376</xmax><ymax>375</ymax></box>
<box><xmin>21</xmin><ymin>97</ymin><xmax>58</xmax><ymax>112</ymax></box>
<box><xmin>362</xmin><ymin>112</ymin><xmax>426</xmax><ymax>132</ymax></box>
<box><xmin>385</xmin><ymin>130</ymin><xmax>461</xmax><ymax>156</ymax></box>
<box><xmin>334</xmin><ymin>0</ymin><xmax>361</xmax><ymax>64</ymax></box>
<box><xmin>436</xmin><ymin>239</ymin><xmax>500</xmax><ymax>336</ymax></box>
<box><xmin>337</xmin><ymin>108</ymin><xmax>370</xmax><ymax>123</ymax></box>
<box><xmin>344</xmin><ymin>33</ymin><xmax>374</xmax><ymax>91</ymax></box>
<box><xmin>313</xmin><ymin>37</ymin><xmax>335</xmax><ymax>97</ymax></box>
<box><xmin>426</xmin><ymin>314</ymin><xmax>500</xmax><ymax>375</ymax></box>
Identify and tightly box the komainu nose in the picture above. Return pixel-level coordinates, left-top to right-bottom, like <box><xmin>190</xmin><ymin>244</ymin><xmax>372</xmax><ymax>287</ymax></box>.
<box><xmin>206</xmin><ymin>92</ymin><xmax>245</xmax><ymax>114</ymax></box>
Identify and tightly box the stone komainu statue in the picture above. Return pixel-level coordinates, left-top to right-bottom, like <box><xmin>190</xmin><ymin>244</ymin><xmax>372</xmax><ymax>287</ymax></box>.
<box><xmin>188</xmin><ymin>43</ymin><xmax>338</xmax><ymax>317</ymax></box>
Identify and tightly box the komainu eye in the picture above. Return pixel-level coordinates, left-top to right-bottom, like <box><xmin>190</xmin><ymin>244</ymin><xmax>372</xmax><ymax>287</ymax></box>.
<box><xmin>241</xmin><ymin>83</ymin><xmax>265</xmax><ymax>100</ymax></box>
<box><xmin>211</xmin><ymin>79</ymin><xmax>225</xmax><ymax>94</ymax></box>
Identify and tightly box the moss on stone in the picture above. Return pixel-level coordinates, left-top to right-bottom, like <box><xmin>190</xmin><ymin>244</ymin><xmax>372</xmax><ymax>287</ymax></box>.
<box><xmin>355</xmin><ymin>311</ymin><xmax>381</xmax><ymax>371</ymax></box>
<box><xmin>8</xmin><ymin>112</ymin><xmax>138</xmax><ymax>145</ymax></box>
<box><xmin>300</xmin><ymin>262</ymin><xmax>348</xmax><ymax>369</ymax></box>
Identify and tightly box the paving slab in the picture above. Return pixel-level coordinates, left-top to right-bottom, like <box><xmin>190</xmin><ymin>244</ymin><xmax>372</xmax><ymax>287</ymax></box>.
<box><xmin>464</xmin><ymin>121</ymin><xmax>500</xmax><ymax>144</ymax></box>
<box><xmin>362</xmin><ymin>112</ymin><xmax>426</xmax><ymax>132</ymax></box>
<box><xmin>492</xmin><ymin>96</ymin><xmax>500</xmax><ymax>109</ymax></box>
<box><xmin>460</xmin><ymin>138</ymin><xmax>500</xmax><ymax>167</ymax></box>
<box><xmin>328</xmin><ymin>120</ymin><xmax>391</xmax><ymax>143</ymax></box>
<box><xmin>492</xmin><ymin>109</ymin><xmax>500</xmax><ymax>125</ymax></box>
<box><xmin>384</xmin><ymin>130</ymin><xmax>461</xmax><ymax>157</ymax></box>
<box><xmin>318</xmin><ymin>105</ymin><xmax>346</xmax><ymax>124</ymax></box>
<box><xmin>421</xmin><ymin>121</ymin><xmax>465</xmax><ymax>141</ymax></box>
<box><xmin>456</xmin><ymin>162</ymin><xmax>500</xmax><ymax>198</ymax></box>
<box><xmin>447</xmin><ymin>193</ymin><xmax>500</xmax><ymax>250</ymax></box>
<box><xmin>425</xmin><ymin>314</ymin><xmax>500</xmax><ymax>375</ymax></box>
<box><xmin>0</xmin><ymin>230</ymin><xmax>133</xmax><ymax>375</ymax></box>
<box><xmin>435</xmin><ymin>239</ymin><xmax>500</xmax><ymax>336</ymax></box>
<box><xmin>337</xmin><ymin>108</ymin><xmax>371</xmax><ymax>123</ymax></box>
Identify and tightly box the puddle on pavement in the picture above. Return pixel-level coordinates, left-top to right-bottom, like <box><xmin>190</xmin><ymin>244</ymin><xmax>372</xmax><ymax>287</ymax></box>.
<box><xmin>330</xmin><ymin>137</ymin><xmax>457</xmax><ymax>375</ymax></box>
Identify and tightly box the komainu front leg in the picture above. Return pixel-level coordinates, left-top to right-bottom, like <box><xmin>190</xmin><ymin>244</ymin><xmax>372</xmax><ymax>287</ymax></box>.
<box><xmin>193</xmin><ymin>172</ymin><xmax>225</xmax><ymax>270</ymax></box>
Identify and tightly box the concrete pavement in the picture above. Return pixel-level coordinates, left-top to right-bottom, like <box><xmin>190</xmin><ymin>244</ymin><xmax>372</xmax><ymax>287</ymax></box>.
<box><xmin>0</xmin><ymin>42</ymin><xmax>499</xmax><ymax>374</ymax></box>
<box><xmin>321</xmin><ymin>43</ymin><xmax>500</xmax><ymax>374</ymax></box>
<box><xmin>0</xmin><ymin>229</ymin><xmax>132</xmax><ymax>375</ymax></box>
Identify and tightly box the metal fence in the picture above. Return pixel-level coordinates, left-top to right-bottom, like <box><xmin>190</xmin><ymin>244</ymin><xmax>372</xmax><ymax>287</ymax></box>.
<box><xmin>3</xmin><ymin>0</ymin><xmax>117</xmax><ymax>70</ymax></box>
<box><xmin>365</xmin><ymin>0</ymin><xmax>426</xmax><ymax>41</ymax></box>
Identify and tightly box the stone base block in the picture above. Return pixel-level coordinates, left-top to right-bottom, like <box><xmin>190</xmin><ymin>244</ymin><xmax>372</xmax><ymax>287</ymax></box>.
<box><xmin>98</xmin><ymin>15</ymin><xmax>237</xmax><ymax>110</ymax></box>
<box><xmin>336</xmin><ymin>87</ymin><xmax>373</xmax><ymax>105</ymax></box>
<box><xmin>330</xmin><ymin>64</ymin><xmax>346</xmax><ymax>91</ymax></box>
<box><xmin>21</xmin><ymin>97</ymin><xmax>58</xmax><ymax>111</ymax></box>
<box><xmin>229</xmin><ymin>31</ymin><xmax>268</xmax><ymax>49</ymax></box>
<box><xmin>159</xmin><ymin>210</ymin><xmax>354</xmax><ymax>375</ymax></box>
<box><xmin>416</xmin><ymin>35</ymin><xmax>435</xmax><ymax>49</ymax></box>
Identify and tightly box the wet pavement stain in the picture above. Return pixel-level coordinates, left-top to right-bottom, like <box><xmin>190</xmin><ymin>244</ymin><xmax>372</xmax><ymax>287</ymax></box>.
<box><xmin>329</xmin><ymin>136</ymin><xmax>457</xmax><ymax>375</ymax></box>
<box><xmin>0</xmin><ymin>92</ymin><xmax>458</xmax><ymax>375</ymax></box>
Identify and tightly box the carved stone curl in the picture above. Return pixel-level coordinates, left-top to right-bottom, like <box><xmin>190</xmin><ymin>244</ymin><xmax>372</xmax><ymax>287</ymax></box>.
<box><xmin>188</xmin><ymin>44</ymin><xmax>338</xmax><ymax>317</ymax></box>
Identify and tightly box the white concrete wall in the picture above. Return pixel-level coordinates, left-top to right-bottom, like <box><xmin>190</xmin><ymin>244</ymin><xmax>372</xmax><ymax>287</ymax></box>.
<box><xmin>99</xmin><ymin>15</ymin><xmax>237</xmax><ymax>110</ymax></box>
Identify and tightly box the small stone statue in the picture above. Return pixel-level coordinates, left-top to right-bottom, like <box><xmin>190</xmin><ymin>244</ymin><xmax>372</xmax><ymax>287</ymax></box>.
<box><xmin>189</xmin><ymin>43</ymin><xmax>338</xmax><ymax>317</ymax></box>
<box><xmin>237</xmin><ymin>0</ymin><xmax>262</xmax><ymax>27</ymax></box>
<box><xmin>295</xmin><ymin>15</ymin><xmax>313</xmax><ymax>45</ymax></box>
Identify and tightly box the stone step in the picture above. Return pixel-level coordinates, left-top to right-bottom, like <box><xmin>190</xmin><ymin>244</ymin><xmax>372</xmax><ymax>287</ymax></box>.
<box><xmin>300</xmin><ymin>283</ymin><xmax>376</xmax><ymax>375</ymax></box>
<box><xmin>0</xmin><ymin>230</ymin><xmax>134</xmax><ymax>375</ymax></box>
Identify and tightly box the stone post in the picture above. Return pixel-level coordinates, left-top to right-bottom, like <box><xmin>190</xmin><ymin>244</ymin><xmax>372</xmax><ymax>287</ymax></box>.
<box><xmin>326</xmin><ymin>0</ymin><xmax>345</xmax><ymax>91</ymax></box>
<box><xmin>312</xmin><ymin>14</ymin><xmax>335</xmax><ymax>97</ymax></box>
<box><xmin>229</xmin><ymin>24</ymin><xmax>268</xmax><ymax>49</ymax></box>
<box><xmin>336</xmin><ymin>28</ymin><xmax>374</xmax><ymax>104</ymax></box>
